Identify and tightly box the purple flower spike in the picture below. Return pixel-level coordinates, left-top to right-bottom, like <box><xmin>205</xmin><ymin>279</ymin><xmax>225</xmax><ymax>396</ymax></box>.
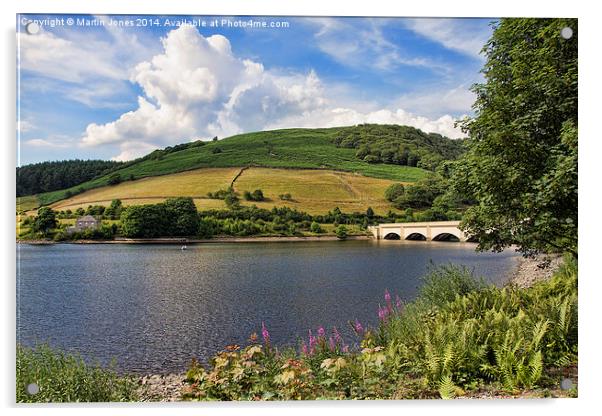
<box><xmin>333</xmin><ymin>326</ymin><xmax>342</xmax><ymax>344</ymax></box>
<box><xmin>308</xmin><ymin>329</ymin><xmax>317</xmax><ymax>352</ymax></box>
<box><xmin>396</xmin><ymin>295</ymin><xmax>403</xmax><ymax>309</ymax></box>
<box><xmin>354</xmin><ymin>319</ymin><xmax>364</xmax><ymax>335</ymax></box>
<box><xmin>342</xmin><ymin>344</ymin><xmax>349</xmax><ymax>353</ymax></box>
<box><xmin>317</xmin><ymin>326</ymin><xmax>325</xmax><ymax>338</ymax></box>
<box><xmin>261</xmin><ymin>322</ymin><xmax>270</xmax><ymax>345</ymax></box>
<box><xmin>301</xmin><ymin>342</ymin><xmax>308</xmax><ymax>355</ymax></box>
<box><xmin>384</xmin><ymin>289</ymin><xmax>391</xmax><ymax>303</ymax></box>
<box><xmin>378</xmin><ymin>305</ymin><xmax>388</xmax><ymax>322</ymax></box>
<box><xmin>329</xmin><ymin>336</ymin><xmax>336</xmax><ymax>351</ymax></box>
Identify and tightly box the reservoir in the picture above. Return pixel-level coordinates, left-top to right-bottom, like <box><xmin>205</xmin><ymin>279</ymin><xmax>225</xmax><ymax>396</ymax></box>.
<box><xmin>17</xmin><ymin>240</ymin><xmax>519</xmax><ymax>374</ymax></box>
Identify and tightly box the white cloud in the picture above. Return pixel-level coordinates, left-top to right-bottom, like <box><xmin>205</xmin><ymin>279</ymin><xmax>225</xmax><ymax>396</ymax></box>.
<box><xmin>25</xmin><ymin>134</ymin><xmax>73</xmax><ymax>148</ymax></box>
<box><xmin>111</xmin><ymin>141</ymin><xmax>159</xmax><ymax>162</ymax></box>
<box><xmin>392</xmin><ymin>85</ymin><xmax>477</xmax><ymax>119</ymax></box>
<box><xmin>18</xmin><ymin>23</ymin><xmax>160</xmax><ymax>109</ymax></box>
<box><xmin>81</xmin><ymin>25</ymin><xmax>467</xmax><ymax>160</ymax></box>
<box><xmin>308</xmin><ymin>18</ymin><xmax>446</xmax><ymax>73</ymax></box>
<box><xmin>17</xmin><ymin>120</ymin><xmax>35</xmax><ymax>133</ymax></box>
<box><xmin>18</xmin><ymin>31</ymin><xmax>126</xmax><ymax>83</ymax></box>
<box><xmin>402</xmin><ymin>18</ymin><xmax>492</xmax><ymax>58</ymax></box>
<box><xmin>266</xmin><ymin>108</ymin><xmax>466</xmax><ymax>139</ymax></box>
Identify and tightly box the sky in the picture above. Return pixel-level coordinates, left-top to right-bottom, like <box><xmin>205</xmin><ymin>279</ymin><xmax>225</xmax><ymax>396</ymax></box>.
<box><xmin>17</xmin><ymin>14</ymin><xmax>495</xmax><ymax>165</ymax></box>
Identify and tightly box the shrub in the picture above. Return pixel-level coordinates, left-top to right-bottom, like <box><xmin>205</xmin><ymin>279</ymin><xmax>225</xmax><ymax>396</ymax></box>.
<box><xmin>385</xmin><ymin>183</ymin><xmax>405</xmax><ymax>202</ymax></box>
<box><xmin>418</xmin><ymin>264</ymin><xmax>486</xmax><ymax>309</ymax></box>
<box><xmin>335</xmin><ymin>225</ymin><xmax>348</xmax><ymax>239</ymax></box>
<box><xmin>310</xmin><ymin>222</ymin><xmax>323</xmax><ymax>233</ymax></box>
<box><xmin>279</xmin><ymin>193</ymin><xmax>292</xmax><ymax>201</ymax></box>
<box><xmin>243</xmin><ymin>189</ymin><xmax>265</xmax><ymax>201</ymax></box>
<box><xmin>107</xmin><ymin>174</ymin><xmax>121</xmax><ymax>186</ymax></box>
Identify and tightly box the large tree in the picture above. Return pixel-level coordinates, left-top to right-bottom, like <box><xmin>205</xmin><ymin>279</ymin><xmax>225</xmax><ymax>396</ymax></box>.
<box><xmin>32</xmin><ymin>207</ymin><xmax>57</xmax><ymax>236</ymax></box>
<box><xmin>452</xmin><ymin>18</ymin><xmax>577</xmax><ymax>257</ymax></box>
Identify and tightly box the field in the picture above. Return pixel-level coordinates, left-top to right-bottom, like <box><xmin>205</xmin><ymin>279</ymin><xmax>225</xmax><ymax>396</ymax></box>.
<box><xmin>49</xmin><ymin>167</ymin><xmax>402</xmax><ymax>215</ymax></box>
<box><xmin>16</xmin><ymin>195</ymin><xmax>39</xmax><ymax>213</ymax></box>
<box><xmin>34</xmin><ymin>128</ymin><xmax>427</xmax><ymax>207</ymax></box>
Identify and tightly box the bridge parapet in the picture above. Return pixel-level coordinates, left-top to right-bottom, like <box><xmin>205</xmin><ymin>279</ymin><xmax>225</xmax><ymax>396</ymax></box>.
<box><xmin>369</xmin><ymin>221</ymin><xmax>467</xmax><ymax>242</ymax></box>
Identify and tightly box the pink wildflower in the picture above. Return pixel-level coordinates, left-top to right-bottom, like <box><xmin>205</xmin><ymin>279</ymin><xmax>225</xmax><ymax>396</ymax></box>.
<box><xmin>317</xmin><ymin>326</ymin><xmax>325</xmax><ymax>338</ymax></box>
<box><xmin>354</xmin><ymin>319</ymin><xmax>364</xmax><ymax>335</ymax></box>
<box><xmin>261</xmin><ymin>322</ymin><xmax>270</xmax><ymax>345</ymax></box>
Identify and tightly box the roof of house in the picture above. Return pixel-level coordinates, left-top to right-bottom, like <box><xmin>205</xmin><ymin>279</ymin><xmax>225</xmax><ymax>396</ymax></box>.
<box><xmin>77</xmin><ymin>215</ymin><xmax>98</xmax><ymax>222</ymax></box>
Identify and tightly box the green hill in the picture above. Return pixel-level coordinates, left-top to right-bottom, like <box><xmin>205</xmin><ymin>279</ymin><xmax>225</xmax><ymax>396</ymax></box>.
<box><xmin>21</xmin><ymin>125</ymin><xmax>465</xmax><ymax>210</ymax></box>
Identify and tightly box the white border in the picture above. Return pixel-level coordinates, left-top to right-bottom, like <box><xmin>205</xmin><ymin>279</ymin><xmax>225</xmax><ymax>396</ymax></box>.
<box><xmin>2</xmin><ymin>1</ymin><xmax>599</xmax><ymax>415</ymax></box>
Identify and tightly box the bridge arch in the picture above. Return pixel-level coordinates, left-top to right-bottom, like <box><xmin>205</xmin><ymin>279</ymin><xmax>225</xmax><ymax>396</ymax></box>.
<box><xmin>432</xmin><ymin>232</ymin><xmax>462</xmax><ymax>242</ymax></box>
<box><xmin>405</xmin><ymin>232</ymin><xmax>427</xmax><ymax>241</ymax></box>
<box><xmin>383</xmin><ymin>232</ymin><xmax>401</xmax><ymax>240</ymax></box>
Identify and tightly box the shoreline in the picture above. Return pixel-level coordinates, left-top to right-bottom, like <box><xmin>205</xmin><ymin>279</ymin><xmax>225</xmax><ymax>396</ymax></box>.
<box><xmin>507</xmin><ymin>253</ymin><xmax>564</xmax><ymax>288</ymax></box>
<box><xmin>17</xmin><ymin>235</ymin><xmax>372</xmax><ymax>245</ymax></box>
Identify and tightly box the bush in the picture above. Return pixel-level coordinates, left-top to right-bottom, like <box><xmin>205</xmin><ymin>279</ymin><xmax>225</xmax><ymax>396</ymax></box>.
<box><xmin>385</xmin><ymin>183</ymin><xmax>405</xmax><ymax>202</ymax></box>
<box><xmin>279</xmin><ymin>193</ymin><xmax>292</xmax><ymax>201</ymax></box>
<box><xmin>310</xmin><ymin>222</ymin><xmax>323</xmax><ymax>234</ymax></box>
<box><xmin>335</xmin><ymin>225</ymin><xmax>348</xmax><ymax>239</ymax></box>
<box><xmin>107</xmin><ymin>174</ymin><xmax>122</xmax><ymax>186</ymax></box>
<box><xmin>16</xmin><ymin>344</ymin><xmax>138</xmax><ymax>403</ymax></box>
<box><xmin>243</xmin><ymin>189</ymin><xmax>265</xmax><ymax>201</ymax></box>
<box><xmin>418</xmin><ymin>264</ymin><xmax>486</xmax><ymax>309</ymax></box>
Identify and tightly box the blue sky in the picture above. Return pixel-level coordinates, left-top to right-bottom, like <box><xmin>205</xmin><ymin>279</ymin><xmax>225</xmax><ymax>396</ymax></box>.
<box><xmin>17</xmin><ymin>14</ymin><xmax>494</xmax><ymax>164</ymax></box>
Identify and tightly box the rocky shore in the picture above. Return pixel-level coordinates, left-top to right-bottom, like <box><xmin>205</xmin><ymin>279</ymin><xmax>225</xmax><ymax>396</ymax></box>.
<box><xmin>508</xmin><ymin>253</ymin><xmax>564</xmax><ymax>288</ymax></box>
<box><xmin>137</xmin><ymin>374</ymin><xmax>187</xmax><ymax>402</ymax></box>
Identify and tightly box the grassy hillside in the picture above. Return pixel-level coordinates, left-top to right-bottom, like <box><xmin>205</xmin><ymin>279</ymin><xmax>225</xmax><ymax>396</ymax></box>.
<box><xmin>50</xmin><ymin>167</ymin><xmax>403</xmax><ymax>215</ymax></box>
<box><xmin>33</xmin><ymin>127</ymin><xmax>434</xmax><ymax>208</ymax></box>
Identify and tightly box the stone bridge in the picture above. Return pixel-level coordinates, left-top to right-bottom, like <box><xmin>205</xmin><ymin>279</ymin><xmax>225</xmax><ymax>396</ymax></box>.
<box><xmin>368</xmin><ymin>221</ymin><xmax>469</xmax><ymax>242</ymax></box>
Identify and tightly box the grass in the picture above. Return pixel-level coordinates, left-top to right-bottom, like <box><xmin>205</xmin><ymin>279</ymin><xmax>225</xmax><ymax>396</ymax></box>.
<box><xmin>16</xmin><ymin>344</ymin><xmax>138</xmax><ymax>403</ymax></box>
<box><xmin>50</xmin><ymin>167</ymin><xmax>402</xmax><ymax>215</ymax></box>
<box><xmin>17</xmin><ymin>195</ymin><xmax>39</xmax><ymax>213</ymax></box>
<box><xmin>33</xmin><ymin>127</ymin><xmax>428</xmax><ymax>208</ymax></box>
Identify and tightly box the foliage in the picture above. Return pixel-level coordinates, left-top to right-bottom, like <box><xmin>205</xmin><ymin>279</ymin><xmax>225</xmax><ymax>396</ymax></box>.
<box><xmin>164</xmin><ymin>197</ymin><xmax>200</xmax><ymax>236</ymax></box>
<box><xmin>452</xmin><ymin>18</ymin><xmax>578</xmax><ymax>257</ymax></box>
<box><xmin>183</xmin><ymin>259</ymin><xmax>577</xmax><ymax>400</ymax></box>
<box><xmin>335</xmin><ymin>225</ymin><xmax>348</xmax><ymax>239</ymax></box>
<box><xmin>332</xmin><ymin>124</ymin><xmax>466</xmax><ymax>171</ymax></box>
<box><xmin>104</xmin><ymin>199</ymin><xmax>123</xmax><ymax>220</ymax></box>
<box><xmin>16</xmin><ymin>159</ymin><xmax>122</xmax><ymax>197</ymax></box>
<box><xmin>279</xmin><ymin>193</ymin><xmax>293</xmax><ymax>201</ymax></box>
<box><xmin>243</xmin><ymin>189</ymin><xmax>265</xmax><ymax>201</ymax></box>
<box><xmin>107</xmin><ymin>174</ymin><xmax>122</xmax><ymax>186</ymax></box>
<box><xmin>120</xmin><ymin>197</ymin><xmax>198</xmax><ymax>237</ymax></box>
<box><xmin>384</xmin><ymin>183</ymin><xmax>405</xmax><ymax>202</ymax></box>
<box><xmin>16</xmin><ymin>344</ymin><xmax>138</xmax><ymax>403</ymax></box>
<box><xmin>391</xmin><ymin>174</ymin><xmax>447</xmax><ymax>209</ymax></box>
<box><xmin>31</xmin><ymin>207</ymin><xmax>57</xmax><ymax>236</ymax></box>
<box><xmin>120</xmin><ymin>204</ymin><xmax>169</xmax><ymax>238</ymax></box>
<box><xmin>418</xmin><ymin>264</ymin><xmax>486</xmax><ymax>309</ymax></box>
<box><xmin>310</xmin><ymin>222</ymin><xmax>323</xmax><ymax>233</ymax></box>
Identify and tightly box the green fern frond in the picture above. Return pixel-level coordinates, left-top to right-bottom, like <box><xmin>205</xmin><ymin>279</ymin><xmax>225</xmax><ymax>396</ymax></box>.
<box><xmin>438</xmin><ymin>375</ymin><xmax>456</xmax><ymax>399</ymax></box>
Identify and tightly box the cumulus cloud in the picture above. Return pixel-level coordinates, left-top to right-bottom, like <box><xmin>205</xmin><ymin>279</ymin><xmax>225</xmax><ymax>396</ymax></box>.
<box><xmin>81</xmin><ymin>25</ymin><xmax>467</xmax><ymax>160</ymax></box>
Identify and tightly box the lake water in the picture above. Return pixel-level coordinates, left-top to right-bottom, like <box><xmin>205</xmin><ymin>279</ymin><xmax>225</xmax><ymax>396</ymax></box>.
<box><xmin>17</xmin><ymin>240</ymin><xmax>519</xmax><ymax>374</ymax></box>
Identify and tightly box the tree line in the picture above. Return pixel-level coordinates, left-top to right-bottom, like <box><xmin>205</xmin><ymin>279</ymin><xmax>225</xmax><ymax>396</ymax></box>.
<box><xmin>17</xmin><ymin>159</ymin><xmax>123</xmax><ymax>197</ymax></box>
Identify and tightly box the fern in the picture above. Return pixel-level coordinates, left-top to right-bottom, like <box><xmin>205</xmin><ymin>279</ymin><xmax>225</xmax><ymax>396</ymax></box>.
<box><xmin>438</xmin><ymin>375</ymin><xmax>456</xmax><ymax>399</ymax></box>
